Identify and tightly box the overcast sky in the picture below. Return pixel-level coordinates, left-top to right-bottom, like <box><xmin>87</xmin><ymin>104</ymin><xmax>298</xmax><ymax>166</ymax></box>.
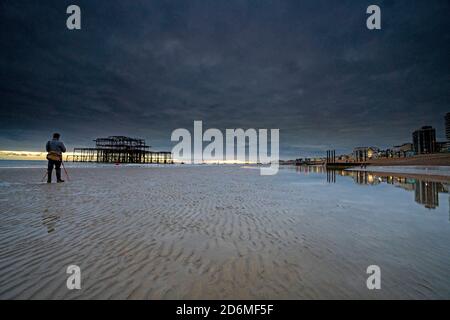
<box><xmin>1</xmin><ymin>0</ymin><xmax>449</xmax><ymax>158</ymax></box>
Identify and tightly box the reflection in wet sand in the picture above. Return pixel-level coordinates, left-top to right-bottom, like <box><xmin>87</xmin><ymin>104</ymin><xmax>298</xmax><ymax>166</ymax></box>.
<box><xmin>335</xmin><ymin>167</ymin><xmax>448</xmax><ymax>210</ymax></box>
<box><xmin>414</xmin><ymin>181</ymin><xmax>440</xmax><ymax>209</ymax></box>
<box><xmin>42</xmin><ymin>211</ymin><xmax>60</xmax><ymax>233</ymax></box>
<box><xmin>42</xmin><ymin>189</ymin><xmax>61</xmax><ymax>233</ymax></box>
<box><xmin>293</xmin><ymin>165</ymin><xmax>449</xmax><ymax>210</ymax></box>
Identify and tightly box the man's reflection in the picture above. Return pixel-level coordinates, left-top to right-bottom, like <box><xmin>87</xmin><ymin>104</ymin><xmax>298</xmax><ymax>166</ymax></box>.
<box><xmin>42</xmin><ymin>190</ymin><xmax>61</xmax><ymax>233</ymax></box>
<box><xmin>42</xmin><ymin>209</ymin><xmax>60</xmax><ymax>233</ymax></box>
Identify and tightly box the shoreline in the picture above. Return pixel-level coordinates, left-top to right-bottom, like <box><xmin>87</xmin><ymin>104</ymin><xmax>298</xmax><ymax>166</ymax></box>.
<box><xmin>1</xmin><ymin>159</ymin><xmax>450</xmax><ymax>182</ymax></box>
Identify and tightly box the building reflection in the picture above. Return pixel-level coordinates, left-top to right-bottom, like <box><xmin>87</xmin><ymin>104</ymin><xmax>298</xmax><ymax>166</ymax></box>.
<box><xmin>295</xmin><ymin>165</ymin><xmax>326</xmax><ymax>174</ymax></box>
<box><xmin>327</xmin><ymin>169</ymin><xmax>448</xmax><ymax>210</ymax></box>
<box><xmin>414</xmin><ymin>181</ymin><xmax>440</xmax><ymax>209</ymax></box>
<box><xmin>294</xmin><ymin>165</ymin><xmax>338</xmax><ymax>182</ymax></box>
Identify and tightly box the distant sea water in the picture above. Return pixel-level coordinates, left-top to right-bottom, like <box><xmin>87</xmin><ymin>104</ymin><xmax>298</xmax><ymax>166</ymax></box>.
<box><xmin>0</xmin><ymin>160</ymin><xmax>48</xmax><ymax>168</ymax></box>
<box><xmin>0</xmin><ymin>160</ymin><xmax>130</xmax><ymax>169</ymax></box>
<box><xmin>0</xmin><ymin>159</ymin><xmax>184</xmax><ymax>169</ymax></box>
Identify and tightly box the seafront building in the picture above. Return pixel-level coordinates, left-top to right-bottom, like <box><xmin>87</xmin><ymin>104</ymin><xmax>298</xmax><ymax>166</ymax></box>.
<box><xmin>446</xmin><ymin>112</ymin><xmax>450</xmax><ymax>151</ymax></box>
<box><xmin>352</xmin><ymin>146</ymin><xmax>379</xmax><ymax>162</ymax></box>
<box><xmin>392</xmin><ymin>143</ymin><xmax>413</xmax><ymax>155</ymax></box>
<box><xmin>412</xmin><ymin>126</ymin><xmax>436</xmax><ymax>155</ymax></box>
<box><xmin>381</xmin><ymin>143</ymin><xmax>415</xmax><ymax>158</ymax></box>
<box><xmin>294</xmin><ymin>113</ymin><xmax>449</xmax><ymax>164</ymax></box>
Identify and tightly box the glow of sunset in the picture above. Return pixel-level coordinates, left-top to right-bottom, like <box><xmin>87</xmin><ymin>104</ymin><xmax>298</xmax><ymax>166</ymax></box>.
<box><xmin>0</xmin><ymin>150</ymin><xmax>257</xmax><ymax>164</ymax></box>
<box><xmin>0</xmin><ymin>150</ymin><xmax>75</xmax><ymax>161</ymax></box>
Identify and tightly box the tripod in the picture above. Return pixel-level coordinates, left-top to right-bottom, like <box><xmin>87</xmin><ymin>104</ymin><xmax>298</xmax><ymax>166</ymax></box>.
<box><xmin>42</xmin><ymin>160</ymin><xmax>70</xmax><ymax>182</ymax></box>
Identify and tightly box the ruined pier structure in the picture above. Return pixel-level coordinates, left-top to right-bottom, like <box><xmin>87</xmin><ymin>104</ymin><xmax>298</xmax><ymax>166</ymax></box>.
<box><xmin>72</xmin><ymin>136</ymin><xmax>172</xmax><ymax>164</ymax></box>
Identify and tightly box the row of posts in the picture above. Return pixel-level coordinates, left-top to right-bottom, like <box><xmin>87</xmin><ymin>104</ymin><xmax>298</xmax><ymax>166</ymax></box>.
<box><xmin>326</xmin><ymin>150</ymin><xmax>336</xmax><ymax>163</ymax></box>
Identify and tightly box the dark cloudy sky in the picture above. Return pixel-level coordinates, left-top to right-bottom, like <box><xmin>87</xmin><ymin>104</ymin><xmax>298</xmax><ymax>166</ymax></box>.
<box><xmin>1</xmin><ymin>0</ymin><xmax>449</xmax><ymax>158</ymax></box>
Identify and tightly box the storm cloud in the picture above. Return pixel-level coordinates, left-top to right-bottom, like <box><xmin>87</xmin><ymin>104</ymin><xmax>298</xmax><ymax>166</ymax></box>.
<box><xmin>1</xmin><ymin>0</ymin><xmax>449</xmax><ymax>158</ymax></box>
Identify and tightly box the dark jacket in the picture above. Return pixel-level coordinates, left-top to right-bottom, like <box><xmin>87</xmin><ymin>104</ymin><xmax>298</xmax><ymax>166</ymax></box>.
<box><xmin>46</xmin><ymin>139</ymin><xmax>66</xmax><ymax>155</ymax></box>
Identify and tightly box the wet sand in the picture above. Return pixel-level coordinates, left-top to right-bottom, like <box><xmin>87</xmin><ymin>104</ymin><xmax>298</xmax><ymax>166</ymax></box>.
<box><xmin>0</xmin><ymin>165</ymin><xmax>449</xmax><ymax>299</ymax></box>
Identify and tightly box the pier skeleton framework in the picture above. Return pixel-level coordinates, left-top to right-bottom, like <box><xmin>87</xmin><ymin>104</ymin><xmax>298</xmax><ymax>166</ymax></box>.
<box><xmin>72</xmin><ymin>136</ymin><xmax>172</xmax><ymax>164</ymax></box>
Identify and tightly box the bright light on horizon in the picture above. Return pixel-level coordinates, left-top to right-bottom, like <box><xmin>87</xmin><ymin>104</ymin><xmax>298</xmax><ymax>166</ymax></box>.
<box><xmin>0</xmin><ymin>150</ymin><xmax>76</xmax><ymax>161</ymax></box>
<box><xmin>0</xmin><ymin>150</ymin><xmax>263</xmax><ymax>164</ymax></box>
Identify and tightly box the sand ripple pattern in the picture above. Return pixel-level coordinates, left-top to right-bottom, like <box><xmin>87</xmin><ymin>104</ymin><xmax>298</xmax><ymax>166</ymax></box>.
<box><xmin>0</xmin><ymin>166</ymin><xmax>449</xmax><ymax>299</ymax></box>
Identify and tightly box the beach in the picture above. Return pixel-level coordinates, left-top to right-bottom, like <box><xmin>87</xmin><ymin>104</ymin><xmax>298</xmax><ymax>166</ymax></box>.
<box><xmin>0</xmin><ymin>164</ymin><xmax>449</xmax><ymax>299</ymax></box>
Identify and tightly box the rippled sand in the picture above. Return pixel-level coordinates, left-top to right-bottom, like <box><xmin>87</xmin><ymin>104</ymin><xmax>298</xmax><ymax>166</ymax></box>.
<box><xmin>0</xmin><ymin>165</ymin><xmax>449</xmax><ymax>299</ymax></box>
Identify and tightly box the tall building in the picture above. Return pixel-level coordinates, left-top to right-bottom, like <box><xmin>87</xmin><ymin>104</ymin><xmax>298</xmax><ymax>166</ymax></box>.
<box><xmin>446</xmin><ymin>113</ymin><xmax>450</xmax><ymax>140</ymax></box>
<box><xmin>446</xmin><ymin>112</ymin><xmax>450</xmax><ymax>151</ymax></box>
<box><xmin>412</xmin><ymin>126</ymin><xmax>436</xmax><ymax>154</ymax></box>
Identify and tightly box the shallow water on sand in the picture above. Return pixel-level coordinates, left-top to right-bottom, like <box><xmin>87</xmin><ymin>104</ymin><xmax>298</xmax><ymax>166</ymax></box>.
<box><xmin>0</xmin><ymin>165</ymin><xmax>449</xmax><ymax>299</ymax></box>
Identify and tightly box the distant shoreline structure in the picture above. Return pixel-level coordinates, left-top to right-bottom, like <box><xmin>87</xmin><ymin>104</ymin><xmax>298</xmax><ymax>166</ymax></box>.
<box><xmin>71</xmin><ymin>136</ymin><xmax>173</xmax><ymax>164</ymax></box>
<box><xmin>284</xmin><ymin>112</ymin><xmax>450</xmax><ymax>169</ymax></box>
<box><xmin>280</xmin><ymin>153</ymin><xmax>450</xmax><ymax>168</ymax></box>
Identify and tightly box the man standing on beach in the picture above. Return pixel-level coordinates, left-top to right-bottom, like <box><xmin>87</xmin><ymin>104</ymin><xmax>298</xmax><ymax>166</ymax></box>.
<box><xmin>46</xmin><ymin>133</ymin><xmax>66</xmax><ymax>183</ymax></box>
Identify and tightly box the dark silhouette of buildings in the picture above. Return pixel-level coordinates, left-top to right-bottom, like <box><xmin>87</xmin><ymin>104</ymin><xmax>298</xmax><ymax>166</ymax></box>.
<box><xmin>446</xmin><ymin>112</ymin><xmax>450</xmax><ymax>151</ymax></box>
<box><xmin>446</xmin><ymin>113</ymin><xmax>450</xmax><ymax>140</ymax></box>
<box><xmin>412</xmin><ymin>126</ymin><xmax>436</xmax><ymax>154</ymax></box>
<box><xmin>352</xmin><ymin>147</ymin><xmax>379</xmax><ymax>162</ymax></box>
